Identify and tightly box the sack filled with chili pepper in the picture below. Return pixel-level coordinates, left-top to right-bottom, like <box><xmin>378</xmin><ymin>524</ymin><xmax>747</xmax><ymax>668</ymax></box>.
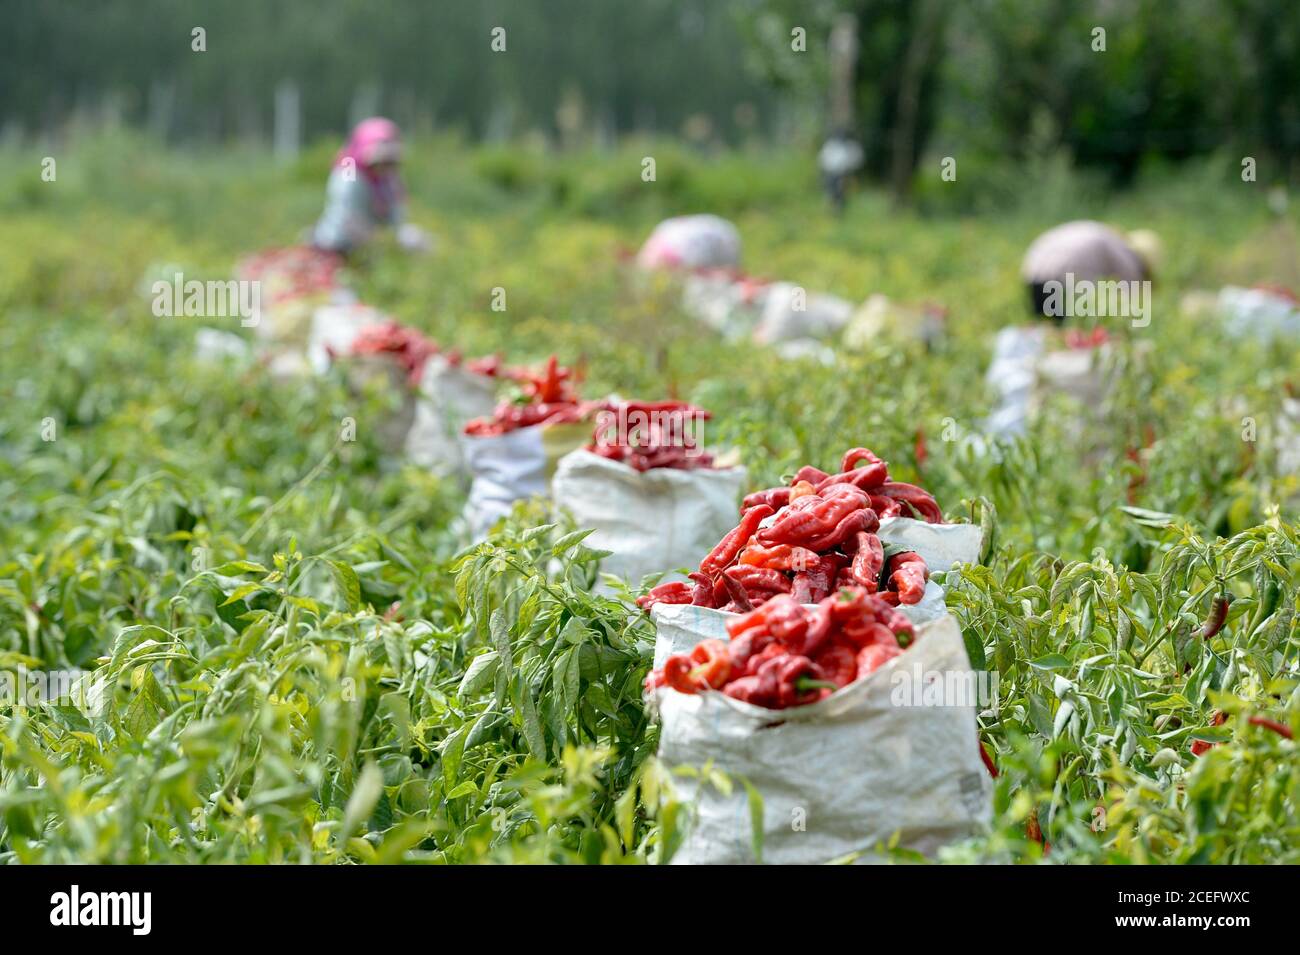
<box><xmin>462</xmin><ymin>355</ymin><xmax>608</xmax><ymax>437</ymax></box>
<box><xmin>649</xmin><ymin>606</ymin><xmax>991</xmax><ymax>864</ymax></box>
<box><xmin>552</xmin><ymin>403</ymin><xmax>746</xmax><ymax>589</ymax></box>
<box><xmin>637</xmin><ymin>445</ymin><xmax>984</xmax><ymax>626</ymax></box>
<box><xmin>237</xmin><ymin>245</ymin><xmax>347</xmax><ymax>346</ymax></box>
<box><xmin>404</xmin><ymin>352</ymin><xmax>501</xmax><ymax>476</ymax></box>
<box><xmin>462</xmin><ymin>356</ymin><xmax>608</xmax><ymax>540</ymax></box>
<box><xmin>347</xmin><ymin>319</ymin><xmax>438</xmax><ymax>387</ymax></box>
<box><xmin>586</xmin><ymin>401</ymin><xmax>716</xmax><ymax>471</ymax></box>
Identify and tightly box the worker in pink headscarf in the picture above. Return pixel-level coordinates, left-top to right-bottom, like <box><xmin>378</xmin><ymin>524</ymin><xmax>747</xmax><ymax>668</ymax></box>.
<box><xmin>313</xmin><ymin>118</ymin><xmax>430</xmax><ymax>255</ymax></box>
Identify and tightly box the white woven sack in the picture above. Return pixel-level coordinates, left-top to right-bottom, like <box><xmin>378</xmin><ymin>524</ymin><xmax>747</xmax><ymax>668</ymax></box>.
<box><xmin>551</xmin><ymin>450</ymin><xmax>747</xmax><ymax>588</ymax></box>
<box><xmin>462</xmin><ymin>426</ymin><xmax>549</xmax><ymax>541</ymax></box>
<box><xmin>754</xmin><ymin>282</ymin><xmax>854</xmax><ymax>344</ymax></box>
<box><xmin>654</xmin><ymin>612</ymin><xmax>991</xmax><ymax>864</ymax></box>
<box><xmin>405</xmin><ymin>357</ymin><xmax>498</xmax><ymax>475</ymax></box>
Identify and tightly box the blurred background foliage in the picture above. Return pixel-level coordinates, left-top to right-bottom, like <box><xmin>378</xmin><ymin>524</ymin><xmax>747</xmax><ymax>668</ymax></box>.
<box><xmin>3</xmin><ymin>0</ymin><xmax>1299</xmax><ymax>198</ymax></box>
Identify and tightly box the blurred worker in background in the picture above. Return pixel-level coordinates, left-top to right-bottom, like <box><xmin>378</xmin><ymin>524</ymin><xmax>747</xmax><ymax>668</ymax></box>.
<box><xmin>817</xmin><ymin>128</ymin><xmax>864</xmax><ymax>216</ymax></box>
<box><xmin>313</xmin><ymin>117</ymin><xmax>431</xmax><ymax>256</ymax></box>
<box><xmin>984</xmin><ymin>221</ymin><xmax>1162</xmax><ymax>438</ymax></box>
<box><xmin>1021</xmin><ymin>220</ymin><xmax>1160</xmax><ymax>320</ymax></box>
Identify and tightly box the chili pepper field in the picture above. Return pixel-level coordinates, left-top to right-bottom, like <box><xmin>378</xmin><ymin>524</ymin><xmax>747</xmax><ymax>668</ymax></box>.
<box><xmin>1</xmin><ymin>135</ymin><xmax>1298</xmax><ymax>865</ymax></box>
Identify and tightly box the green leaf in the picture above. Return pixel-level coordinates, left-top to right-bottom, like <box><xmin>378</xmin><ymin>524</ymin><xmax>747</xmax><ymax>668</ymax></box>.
<box><xmin>551</xmin><ymin>528</ymin><xmax>595</xmax><ymax>556</ymax></box>
<box><xmin>326</xmin><ymin>560</ymin><xmax>362</xmax><ymax>612</ymax></box>
<box><xmin>339</xmin><ymin>762</ymin><xmax>384</xmax><ymax>845</ymax></box>
<box><xmin>220</xmin><ymin>582</ymin><xmax>263</xmax><ymax>606</ymax></box>
<box><xmin>211</xmin><ymin>560</ymin><xmax>268</xmax><ymax>575</ymax></box>
<box><xmin>458</xmin><ymin>651</ymin><xmax>500</xmax><ymax>699</ymax></box>
<box><xmin>1120</xmin><ymin>506</ymin><xmax>1177</xmax><ymax>528</ymax></box>
<box><xmin>518</xmin><ymin>685</ymin><xmax>546</xmax><ymax>759</ymax></box>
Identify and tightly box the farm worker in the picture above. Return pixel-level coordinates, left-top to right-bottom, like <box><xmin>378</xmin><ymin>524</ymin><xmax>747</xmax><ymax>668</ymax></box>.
<box><xmin>984</xmin><ymin>222</ymin><xmax>1162</xmax><ymax>437</ymax></box>
<box><xmin>817</xmin><ymin>129</ymin><xmax>863</xmax><ymax>216</ymax></box>
<box><xmin>636</xmin><ymin>215</ymin><xmax>741</xmax><ymax>272</ymax></box>
<box><xmin>313</xmin><ymin>118</ymin><xmax>430</xmax><ymax>255</ymax></box>
<box><xmin>1021</xmin><ymin>220</ymin><xmax>1159</xmax><ymax>319</ymax></box>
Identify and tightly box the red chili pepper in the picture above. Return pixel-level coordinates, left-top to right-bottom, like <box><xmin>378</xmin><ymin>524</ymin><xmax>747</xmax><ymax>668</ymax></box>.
<box><xmin>979</xmin><ymin>741</ymin><xmax>999</xmax><ymax>778</ymax></box>
<box><xmin>867</xmin><ymin>494</ymin><xmax>904</xmax><ymax>519</ymax></box>
<box><xmin>799</xmin><ymin>557</ymin><xmax>837</xmax><ymax>604</ymax></box>
<box><xmin>1190</xmin><ymin>738</ymin><xmax>1214</xmax><ymax>757</ymax></box>
<box><xmin>720</xmin><ymin>571</ymin><xmax>754</xmax><ymax>612</ymax></box>
<box><xmin>855</xmin><ymin>642</ymin><xmax>901</xmax><ymax>677</ymax></box>
<box><xmin>754</xmin><ymin>498</ymin><xmax>822</xmax><ymax>546</ymax></box>
<box><xmin>885</xmin><ymin>550</ymin><xmax>929</xmax><ymax>605</ymax></box>
<box><xmin>758</xmin><ymin>487</ymin><xmax>869</xmax><ymax>547</ymax></box>
<box><xmin>742</xmin><ymin>487</ymin><xmax>791</xmax><ymax>511</ymax></box>
<box><xmin>658</xmin><ymin>639</ymin><xmax>732</xmax><ymax>694</ymax></box>
<box><xmin>700</xmin><ymin>504</ymin><xmax>773</xmax><ymax>577</ymax></box>
<box><xmin>725</xmin><ymin>600</ymin><xmax>772</xmax><ymax>637</ymax></box>
<box><xmin>796</xmin><ymin>601</ymin><xmax>834</xmax><ymax>656</ymax></box>
<box><xmin>758</xmin><ymin>595</ymin><xmax>807</xmax><ymax>642</ymax></box>
<box><xmin>1247</xmin><ymin>715</ymin><xmax>1294</xmax><ymax>740</ymax></box>
<box><xmin>884</xmin><ymin>607</ymin><xmax>915</xmax><ymax>647</ymax></box>
<box><xmin>840</xmin><ymin>619</ymin><xmax>897</xmax><ymax>650</ymax></box>
<box><xmin>723</xmin><ymin>673</ymin><xmax>777</xmax><ymax>707</ymax></box>
<box><xmin>662</xmin><ymin>656</ymin><xmax>698</xmax><ymax>694</ymax></box>
<box><xmin>1025</xmin><ymin>807</ymin><xmax>1046</xmax><ymax>851</ymax></box>
<box><xmin>587</xmin><ymin>400</ymin><xmax>715</xmax><ymax>471</ymax></box>
<box><xmin>1200</xmin><ymin>593</ymin><xmax>1230</xmax><ymax>640</ymax></box>
<box><xmin>814</xmin><ymin>460</ymin><xmax>888</xmax><ymax>495</ymax></box>
<box><xmin>767</xmin><ymin>654</ymin><xmax>826</xmax><ymax>708</ymax></box>
<box><xmin>876</xmin><ymin>482</ymin><xmax>943</xmax><ymax>523</ymax></box>
<box><xmin>850</xmin><ymin>532</ymin><xmax>885</xmax><ymax>591</ymax></box>
<box><xmin>738</xmin><ymin>542</ymin><xmax>820</xmax><ymax>572</ymax></box>
<box><xmin>830</xmin><ymin>584</ymin><xmax>873</xmax><ymax>620</ymax></box>
<box><xmin>727</xmin><ymin>625</ymin><xmax>775</xmax><ymax>672</ymax></box>
<box><xmin>725</xmin><ymin>565</ymin><xmax>792</xmax><ymax>594</ymax></box>
<box><xmin>815</xmin><ymin>643</ymin><xmax>858</xmax><ymax>688</ymax></box>
<box><xmin>794</xmin><ymin>465</ymin><xmax>831</xmax><ymax>485</ymax></box>
<box><xmin>687</xmin><ymin>639</ymin><xmax>732</xmax><ymax>690</ymax></box>
<box><xmin>800</xmin><ymin>507</ymin><xmax>879</xmax><ymax>552</ymax></box>
<box><xmin>687</xmin><ymin>571</ymin><xmax>715</xmax><ymax>607</ymax></box>
<box><xmin>636</xmin><ymin>580</ymin><xmax>693</xmax><ymax>611</ymax></box>
<box><xmin>740</xmin><ymin>641</ymin><xmax>787</xmax><ymax>678</ymax></box>
<box><xmin>840</xmin><ymin>448</ymin><xmax>884</xmax><ymax>472</ymax></box>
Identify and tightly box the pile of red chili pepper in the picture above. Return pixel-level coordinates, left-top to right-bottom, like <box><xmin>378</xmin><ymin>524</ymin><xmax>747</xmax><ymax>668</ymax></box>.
<box><xmin>646</xmin><ymin>587</ymin><xmax>914</xmax><ymax>709</ymax></box>
<box><xmin>237</xmin><ymin>245</ymin><xmax>341</xmax><ymax>304</ymax></box>
<box><xmin>347</xmin><ymin>320</ymin><xmax>438</xmax><ymax>386</ymax></box>
<box><xmin>637</xmin><ymin>447</ymin><xmax>942</xmax><ymax>613</ymax></box>
<box><xmin>1064</xmin><ymin>327</ymin><xmax>1110</xmax><ymax>350</ymax></box>
<box><xmin>587</xmin><ymin>400</ymin><xmax>715</xmax><ymax>471</ymax></box>
<box><xmin>464</xmin><ymin>355</ymin><xmax>606</xmax><ymax>436</ymax></box>
<box><xmin>441</xmin><ymin>351</ymin><xmax>510</xmax><ymax>378</ymax></box>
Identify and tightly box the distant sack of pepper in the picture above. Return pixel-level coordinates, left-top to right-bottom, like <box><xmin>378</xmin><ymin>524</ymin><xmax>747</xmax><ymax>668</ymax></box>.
<box><xmin>463</xmin><ymin>355</ymin><xmax>608</xmax><ymax>436</ymax></box>
<box><xmin>587</xmin><ymin>400</ymin><xmax>715</xmax><ymax>471</ymax></box>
